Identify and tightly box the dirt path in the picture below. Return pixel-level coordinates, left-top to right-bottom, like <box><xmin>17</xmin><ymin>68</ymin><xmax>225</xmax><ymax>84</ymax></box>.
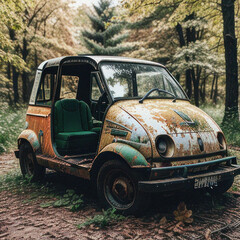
<box><xmin>1</xmin><ymin>153</ymin><xmax>240</xmax><ymax>240</ymax></box>
<box><xmin>0</xmin><ymin>153</ymin><xmax>19</xmax><ymax>175</ymax></box>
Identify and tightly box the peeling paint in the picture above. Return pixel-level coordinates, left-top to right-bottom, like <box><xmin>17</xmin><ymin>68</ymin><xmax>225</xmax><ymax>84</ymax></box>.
<box><xmin>99</xmin><ymin>143</ymin><xmax>150</xmax><ymax>167</ymax></box>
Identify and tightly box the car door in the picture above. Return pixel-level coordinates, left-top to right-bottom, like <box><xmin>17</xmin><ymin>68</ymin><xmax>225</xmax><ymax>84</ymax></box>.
<box><xmin>27</xmin><ymin>67</ymin><xmax>57</xmax><ymax>156</ymax></box>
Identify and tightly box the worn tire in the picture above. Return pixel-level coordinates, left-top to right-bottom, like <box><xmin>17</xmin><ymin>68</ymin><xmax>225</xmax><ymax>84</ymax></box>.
<box><xmin>208</xmin><ymin>177</ymin><xmax>234</xmax><ymax>195</ymax></box>
<box><xmin>19</xmin><ymin>143</ymin><xmax>45</xmax><ymax>181</ymax></box>
<box><xmin>97</xmin><ymin>160</ymin><xmax>148</xmax><ymax>215</ymax></box>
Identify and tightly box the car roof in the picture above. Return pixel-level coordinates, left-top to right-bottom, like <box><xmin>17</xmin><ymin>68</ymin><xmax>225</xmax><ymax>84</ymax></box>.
<box><xmin>37</xmin><ymin>55</ymin><xmax>165</xmax><ymax>70</ymax></box>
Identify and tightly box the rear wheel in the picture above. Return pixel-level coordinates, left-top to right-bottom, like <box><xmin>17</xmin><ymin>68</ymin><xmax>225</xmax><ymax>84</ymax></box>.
<box><xmin>97</xmin><ymin>160</ymin><xmax>148</xmax><ymax>215</ymax></box>
<box><xmin>19</xmin><ymin>143</ymin><xmax>45</xmax><ymax>181</ymax></box>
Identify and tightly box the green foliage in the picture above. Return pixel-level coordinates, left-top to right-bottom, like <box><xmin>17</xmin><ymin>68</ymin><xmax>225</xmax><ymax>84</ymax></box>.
<box><xmin>200</xmin><ymin>104</ymin><xmax>240</xmax><ymax>147</ymax></box>
<box><xmin>78</xmin><ymin>208</ymin><xmax>125</xmax><ymax>229</ymax></box>
<box><xmin>82</xmin><ymin>0</ymin><xmax>132</xmax><ymax>55</ymax></box>
<box><xmin>1</xmin><ymin>0</ymin><xmax>80</xmax><ymax>104</ymax></box>
<box><xmin>231</xmin><ymin>185</ymin><xmax>238</xmax><ymax>192</ymax></box>
<box><xmin>0</xmin><ymin>171</ymin><xmax>39</xmax><ymax>192</ymax></box>
<box><xmin>0</xmin><ymin>105</ymin><xmax>26</xmax><ymax>153</ymax></box>
<box><xmin>169</xmin><ymin>40</ymin><xmax>224</xmax><ymax>75</ymax></box>
<box><xmin>0</xmin><ymin>171</ymin><xmax>84</xmax><ymax>211</ymax></box>
<box><xmin>221</xmin><ymin>119</ymin><xmax>240</xmax><ymax>147</ymax></box>
<box><xmin>52</xmin><ymin>189</ymin><xmax>84</xmax><ymax>212</ymax></box>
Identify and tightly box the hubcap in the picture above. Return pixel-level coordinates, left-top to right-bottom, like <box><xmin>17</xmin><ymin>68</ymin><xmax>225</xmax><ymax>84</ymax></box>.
<box><xmin>104</xmin><ymin>170</ymin><xmax>136</xmax><ymax>210</ymax></box>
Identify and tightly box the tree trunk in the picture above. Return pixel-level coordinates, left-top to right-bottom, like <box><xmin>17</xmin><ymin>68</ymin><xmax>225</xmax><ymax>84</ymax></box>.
<box><xmin>210</xmin><ymin>74</ymin><xmax>216</xmax><ymax>99</ymax></box>
<box><xmin>7</xmin><ymin>63</ymin><xmax>13</xmax><ymax>105</ymax></box>
<box><xmin>176</xmin><ymin>23</ymin><xmax>185</xmax><ymax>47</ymax></box>
<box><xmin>22</xmin><ymin>37</ymin><xmax>29</xmax><ymax>103</ymax></box>
<box><xmin>176</xmin><ymin>23</ymin><xmax>192</xmax><ymax>97</ymax></box>
<box><xmin>191</xmin><ymin>69</ymin><xmax>199</xmax><ymax>107</ymax></box>
<box><xmin>12</xmin><ymin>66</ymin><xmax>19</xmax><ymax>103</ymax></box>
<box><xmin>221</xmin><ymin>0</ymin><xmax>239</xmax><ymax>122</ymax></box>
<box><xmin>213</xmin><ymin>75</ymin><xmax>218</xmax><ymax>104</ymax></box>
<box><xmin>185</xmin><ymin>69</ymin><xmax>192</xmax><ymax>98</ymax></box>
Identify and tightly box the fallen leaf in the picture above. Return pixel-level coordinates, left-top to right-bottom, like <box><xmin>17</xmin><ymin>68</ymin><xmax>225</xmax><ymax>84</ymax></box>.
<box><xmin>205</xmin><ymin>228</ymin><xmax>211</xmax><ymax>240</ymax></box>
<box><xmin>159</xmin><ymin>216</ymin><xmax>167</xmax><ymax>225</ymax></box>
<box><xmin>173</xmin><ymin>202</ymin><xmax>193</xmax><ymax>224</ymax></box>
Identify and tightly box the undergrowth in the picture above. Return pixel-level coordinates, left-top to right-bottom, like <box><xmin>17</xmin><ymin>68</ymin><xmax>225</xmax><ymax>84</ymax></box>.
<box><xmin>200</xmin><ymin>104</ymin><xmax>240</xmax><ymax>147</ymax></box>
<box><xmin>78</xmin><ymin>208</ymin><xmax>125</xmax><ymax>229</ymax></box>
<box><xmin>0</xmin><ymin>171</ymin><xmax>84</xmax><ymax>211</ymax></box>
<box><xmin>40</xmin><ymin>189</ymin><xmax>84</xmax><ymax>212</ymax></box>
<box><xmin>0</xmin><ymin>104</ymin><xmax>26</xmax><ymax>153</ymax></box>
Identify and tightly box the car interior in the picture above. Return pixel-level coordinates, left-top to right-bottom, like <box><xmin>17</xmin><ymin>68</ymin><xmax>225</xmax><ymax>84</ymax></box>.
<box><xmin>36</xmin><ymin>61</ymin><xmax>109</xmax><ymax>157</ymax></box>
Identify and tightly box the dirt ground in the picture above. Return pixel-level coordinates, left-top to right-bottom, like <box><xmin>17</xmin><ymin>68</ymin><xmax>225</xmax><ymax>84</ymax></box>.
<box><xmin>0</xmin><ymin>153</ymin><xmax>240</xmax><ymax>240</ymax></box>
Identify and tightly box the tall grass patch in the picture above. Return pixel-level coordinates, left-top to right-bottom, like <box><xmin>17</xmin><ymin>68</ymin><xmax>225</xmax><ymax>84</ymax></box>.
<box><xmin>0</xmin><ymin>170</ymin><xmax>85</xmax><ymax>211</ymax></box>
<box><xmin>200</xmin><ymin>104</ymin><xmax>240</xmax><ymax>147</ymax></box>
<box><xmin>0</xmin><ymin>103</ymin><xmax>26</xmax><ymax>153</ymax></box>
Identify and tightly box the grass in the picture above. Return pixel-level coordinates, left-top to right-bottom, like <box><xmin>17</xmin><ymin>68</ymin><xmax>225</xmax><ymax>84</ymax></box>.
<box><xmin>77</xmin><ymin>208</ymin><xmax>125</xmax><ymax>229</ymax></box>
<box><xmin>200</xmin><ymin>103</ymin><xmax>240</xmax><ymax>147</ymax></box>
<box><xmin>40</xmin><ymin>189</ymin><xmax>84</xmax><ymax>212</ymax></box>
<box><xmin>0</xmin><ymin>103</ymin><xmax>26</xmax><ymax>153</ymax></box>
<box><xmin>0</xmin><ymin>170</ymin><xmax>84</xmax><ymax>211</ymax></box>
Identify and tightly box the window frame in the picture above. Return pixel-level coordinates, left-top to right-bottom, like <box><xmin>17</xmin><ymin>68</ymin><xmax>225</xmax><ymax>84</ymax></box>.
<box><xmin>90</xmin><ymin>71</ymin><xmax>104</xmax><ymax>102</ymax></box>
<box><xmin>35</xmin><ymin>68</ymin><xmax>57</xmax><ymax>107</ymax></box>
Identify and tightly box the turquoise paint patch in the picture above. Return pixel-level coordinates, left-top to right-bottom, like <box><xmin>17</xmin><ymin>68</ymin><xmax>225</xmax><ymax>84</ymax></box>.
<box><xmin>114</xmin><ymin>143</ymin><xmax>148</xmax><ymax>167</ymax></box>
<box><xmin>27</xmin><ymin>132</ymin><xmax>40</xmax><ymax>149</ymax></box>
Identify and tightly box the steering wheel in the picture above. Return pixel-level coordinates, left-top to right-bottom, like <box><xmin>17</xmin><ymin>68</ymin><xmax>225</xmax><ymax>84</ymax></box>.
<box><xmin>139</xmin><ymin>88</ymin><xmax>176</xmax><ymax>103</ymax></box>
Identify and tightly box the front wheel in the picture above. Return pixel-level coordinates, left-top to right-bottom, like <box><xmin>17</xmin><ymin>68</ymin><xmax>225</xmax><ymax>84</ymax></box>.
<box><xmin>97</xmin><ymin>160</ymin><xmax>148</xmax><ymax>215</ymax></box>
<box><xmin>19</xmin><ymin>143</ymin><xmax>45</xmax><ymax>181</ymax></box>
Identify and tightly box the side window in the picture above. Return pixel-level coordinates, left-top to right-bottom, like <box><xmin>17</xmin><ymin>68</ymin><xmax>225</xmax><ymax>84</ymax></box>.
<box><xmin>60</xmin><ymin>75</ymin><xmax>79</xmax><ymax>99</ymax></box>
<box><xmin>91</xmin><ymin>74</ymin><xmax>102</xmax><ymax>101</ymax></box>
<box><xmin>36</xmin><ymin>73</ymin><xmax>55</xmax><ymax>106</ymax></box>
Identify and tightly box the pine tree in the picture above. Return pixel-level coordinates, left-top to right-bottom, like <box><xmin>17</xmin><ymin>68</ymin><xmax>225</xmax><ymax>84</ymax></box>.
<box><xmin>82</xmin><ymin>0</ymin><xmax>130</xmax><ymax>55</ymax></box>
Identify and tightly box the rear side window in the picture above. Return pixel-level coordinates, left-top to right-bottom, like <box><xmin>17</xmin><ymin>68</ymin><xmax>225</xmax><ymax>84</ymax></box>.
<box><xmin>36</xmin><ymin>73</ymin><xmax>56</xmax><ymax>106</ymax></box>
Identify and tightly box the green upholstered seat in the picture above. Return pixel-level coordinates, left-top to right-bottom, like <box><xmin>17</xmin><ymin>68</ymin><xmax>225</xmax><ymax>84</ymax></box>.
<box><xmin>91</xmin><ymin>127</ymin><xmax>101</xmax><ymax>135</ymax></box>
<box><xmin>54</xmin><ymin>99</ymin><xmax>98</xmax><ymax>155</ymax></box>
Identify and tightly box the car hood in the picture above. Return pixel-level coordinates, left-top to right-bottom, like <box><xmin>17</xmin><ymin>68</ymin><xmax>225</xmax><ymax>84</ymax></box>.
<box><xmin>116</xmin><ymin>99</ymin><xmax>220</xmax><ymax>135</ymax></box>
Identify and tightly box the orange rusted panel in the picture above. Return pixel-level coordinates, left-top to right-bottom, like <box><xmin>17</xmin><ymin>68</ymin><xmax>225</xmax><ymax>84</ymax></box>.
<box><xmin>26</xmin><ymin>106</ymin><xmax>56</xmax><ymax>157</ymax></box>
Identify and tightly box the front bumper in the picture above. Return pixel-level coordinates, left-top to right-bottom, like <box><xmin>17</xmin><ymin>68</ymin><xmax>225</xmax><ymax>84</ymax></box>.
<box><xmin>138</xmin><ymin>156</ymin><xmax>240</xmax><ymax>192</ymax></box>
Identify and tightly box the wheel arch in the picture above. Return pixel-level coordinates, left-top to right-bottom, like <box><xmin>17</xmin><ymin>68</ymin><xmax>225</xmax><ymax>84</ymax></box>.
<box><xmin>18</xmin><ymin>130</ymin><xmax>40</xmax><ymax>152</ymax></box>
<box><xmin>90</xmin><ymin>143</ymin><xmax>150</xmax><ymax>183</ymax></box>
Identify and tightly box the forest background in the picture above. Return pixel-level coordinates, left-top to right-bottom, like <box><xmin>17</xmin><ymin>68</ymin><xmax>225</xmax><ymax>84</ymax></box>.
<box><xmin>0</xmin><ymin>0</ymin><xmax>239</xmax><ymax>153</ymax></box>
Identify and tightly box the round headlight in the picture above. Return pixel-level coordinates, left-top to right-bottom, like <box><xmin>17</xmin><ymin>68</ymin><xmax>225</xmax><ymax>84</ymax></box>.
<box><xmin>156</xmin><ymin>135</ymin><xmax>175</xmax><ymax>157</ymax></box>
<box><xmin>157</xmin><ymin>139</ymin><xmax>167</xmax><ymax>154</ymax></box>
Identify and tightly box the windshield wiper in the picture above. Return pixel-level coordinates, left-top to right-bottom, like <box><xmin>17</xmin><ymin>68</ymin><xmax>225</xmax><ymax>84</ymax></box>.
<box><xmin>139</xmin><ymin>88</ymin><xmax>177</xmax><ymax>103</ymax></box>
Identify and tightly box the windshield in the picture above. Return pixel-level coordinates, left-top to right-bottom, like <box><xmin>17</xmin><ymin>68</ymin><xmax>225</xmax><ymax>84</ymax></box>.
<box><xmin>100</xmin><ymin>62</ymin><xmax>187</xmax><ymax>100</ymax></box>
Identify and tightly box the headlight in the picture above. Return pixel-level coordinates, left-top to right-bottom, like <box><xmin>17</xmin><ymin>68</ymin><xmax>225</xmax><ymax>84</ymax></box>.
<box><xmin>156</xmin><ymin>135</ymin><xmax>175</xmax><ymax>157</ymax></box>
<box><xmin>157</xmin><ymin>139</ymin><xmax>167</xmax><ymax>154</ymax></box>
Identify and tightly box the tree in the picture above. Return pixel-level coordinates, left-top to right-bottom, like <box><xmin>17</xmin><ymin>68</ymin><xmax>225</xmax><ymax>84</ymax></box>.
<box><xmin>0</xmin><ymin>0</ymin><xmax>80</xmax><ymax>104</ymax></box>
<box><xmin>121</xmin><ymin>0</ymin><xmax>239</xmax><ymax>107</ymax></box>
<box><xmin>81</xmin><ymin>0</ymin><xmax>131</xmax><ymax>55</ymax></box>
<box><xmin>221</xmin><ymin>0</ymin><xmax>239</xmax><ymax>122</ymax></box>
<box><xmin>0</xmin><ymin>0</ymin><xmax>28</xmax><ymax>103</ymax></box>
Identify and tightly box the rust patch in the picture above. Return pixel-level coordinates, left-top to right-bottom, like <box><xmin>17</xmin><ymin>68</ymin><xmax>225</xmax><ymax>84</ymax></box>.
<box><xmin>26</xmin><ymin>106</ymin><xmax>55</xmax><ymax>157</ymax></box>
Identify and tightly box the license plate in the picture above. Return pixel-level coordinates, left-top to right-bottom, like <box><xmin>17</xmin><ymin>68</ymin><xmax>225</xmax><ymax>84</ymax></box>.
<box><xmin>194</xmin><ymin>175</ymin><xmax>221</xmax><ymax>189</ymax></box>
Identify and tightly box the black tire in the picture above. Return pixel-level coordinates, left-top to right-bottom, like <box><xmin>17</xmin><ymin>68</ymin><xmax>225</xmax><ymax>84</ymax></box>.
<box><xmin>97</xmin><ymin>160</ymin><xmax>148</xmax><ymax>215</ymax></box>
<box><xmin>19</xmin><ymin>143</ymin><xmax>45</xmax><ymax>181</ymax></box>
<box><xmin>208</xmin><ymin>177</ymin><xmax>234</xmax><ymax>195</ymax></box>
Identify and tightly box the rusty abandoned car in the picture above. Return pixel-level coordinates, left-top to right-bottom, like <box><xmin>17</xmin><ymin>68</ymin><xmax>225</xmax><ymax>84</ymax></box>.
<box><xmin>15</xmin><ymin>55</ymin><xmax>240</xmax><ymax>214</ymax></box>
